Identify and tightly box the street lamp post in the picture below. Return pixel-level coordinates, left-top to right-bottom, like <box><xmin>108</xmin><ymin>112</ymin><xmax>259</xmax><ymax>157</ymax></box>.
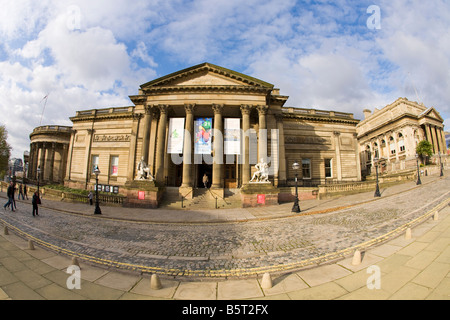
<box><xmin>291</xmin><ymin>161</ymin><xmax>301</xmax><ymax>213</ymax></box>
<box><xmin>415</xmin><ymin>154</ymin><xmax>421</xmax><ymax>185</ymax></box>
<box><xmin>438</xmin><ymin>151</ymin><xmax>444</xmax><ymax>177</ymax></box>
<box><xmin>37</xmin><ymin>166</ymin><xmax>41</xmax><ymax>195</ymax></box>
<box><xmin>374</xmin><ymin>157</ymin><xmax>381</xmax><ymax>197</ymax></box>
<box><xmin>93</xmin><ymin>165</ymin><xmax>102</xmax><ymax>215</ymax></box>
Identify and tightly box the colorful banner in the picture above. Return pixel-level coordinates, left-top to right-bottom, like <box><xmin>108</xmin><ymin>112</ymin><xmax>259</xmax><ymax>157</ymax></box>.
<box><xmin>224</xmin><ymin>118</ymin><xmax>241</xmax><ymax>155</ymax></box>
<box><xmin>167</xmin><ymin>118</ymin><xmax>185</xmax><ymax>154</ymax></box>
<box><xmin>194</xmin><ymin>118</ymin><xmax>212</xmax><ymax>154</ymax></box>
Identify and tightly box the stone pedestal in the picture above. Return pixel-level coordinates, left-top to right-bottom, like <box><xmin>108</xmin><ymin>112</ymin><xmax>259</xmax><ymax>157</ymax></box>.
<box><xmin>240</xmin><ymin>183</ymin><xmax>279</xmax><ymax>207</ymax></box>
<box><xmin>123</xmin><ymin>180</ymin><xmax>164</xmax><ymax>209</ymax></box>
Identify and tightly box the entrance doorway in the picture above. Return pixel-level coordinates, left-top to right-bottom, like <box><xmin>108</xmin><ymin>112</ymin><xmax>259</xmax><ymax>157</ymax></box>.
<box><xmin>197</xmin><ymin>163</ymin><xmax>212</xmax><ymax>188</ymax></box>
<box><xmin>224</xmin><ymin>164</ymin><xmax>237</xmax><ymax>188</ymax></box>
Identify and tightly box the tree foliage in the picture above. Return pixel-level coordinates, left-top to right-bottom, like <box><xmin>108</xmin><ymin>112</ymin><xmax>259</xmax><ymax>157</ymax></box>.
<box><xmin>416</xmin><ymin>140</ymin><xmax>433</xmax><ymax>164</ymax></box>
<box><xmin>0</xmin><ymin>124</ymin><xmax>11</xmax><ymax>178</ymax></box>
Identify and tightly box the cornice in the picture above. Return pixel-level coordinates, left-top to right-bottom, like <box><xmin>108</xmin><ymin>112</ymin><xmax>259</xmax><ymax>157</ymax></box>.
<box><xmin>140</xmin><ymin>85</ymin><xmax>271</xmax><ymax>95</ymax></box>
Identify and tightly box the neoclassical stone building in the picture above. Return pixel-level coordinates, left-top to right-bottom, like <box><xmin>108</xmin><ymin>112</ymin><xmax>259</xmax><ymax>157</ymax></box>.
<box><xmin>357</xmin><ymin>97</ymin><xmax>447</xmax><ymax>176</ymax></box>
<box><xmin>49</xmin><ymin>63</ymin><xmax>360</xmax><ymax>207</ymax></box>
<box><xmin>28</xmin><ymin>125</ymin><xmax>72</xmax><ymax>184</ymax></box>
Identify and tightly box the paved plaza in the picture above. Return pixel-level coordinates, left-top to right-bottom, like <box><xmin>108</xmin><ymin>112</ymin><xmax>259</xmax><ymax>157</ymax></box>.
<box><xmin>0</xmin><ymin>172</ymin><xmax>449</xmax><ymax>300</ymax></box>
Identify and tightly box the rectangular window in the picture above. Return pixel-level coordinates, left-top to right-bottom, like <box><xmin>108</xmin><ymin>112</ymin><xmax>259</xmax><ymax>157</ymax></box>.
<box><xmin>390</xmin><ymin>142</ymin><xmax>396</xmax><ymax>155</ymax></box>
<box><xmin>398</xmin><ymin>140</ymin><xmax>405</xmax><ymax>152</ymax></box>
<box><xmin>302</xmin><ymin>159</ymin><xmax>311</xmax><ymax>179</ymax></box>
<box><xmin>324</xmin><ymin>158</ymin><xmax>332</xmax><ymax>178</ymax></box>
<box><xmin>91</xmin><ymin>155</ymin><xmax>99</xmax><ymax>173</ymax></box>
<box><xmin>110</xmin><ymin>156</ymin><xmax>119</xmax><ymax>176</ymax></box>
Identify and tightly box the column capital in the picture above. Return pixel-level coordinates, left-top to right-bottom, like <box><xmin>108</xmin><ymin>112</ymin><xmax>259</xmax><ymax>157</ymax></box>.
<box><xmin>184</xmin><ymin>103</ymin><xmax>196</xmax><ymax>114</ymax></box>
<box><xmin>144</xmin><ymin>103</ymin><xmax>154</xmax><ymax>115</ymax></box>
<box><xmin>240</xmin><ymin>104</ymin><xmax>253</xmax><ymax>115</ymax></box>
<box><xmin>158</xmin><ymin>104</ymin><xmax>169</xmax><ymax>114</ymax></box>
<box><xmin>256</xmin><ymin>105</ymin><xmax>269</xmax><ymax>115</ymax></box>
<box><xmin>212</xmin><ymin>104</ymin><xmax>224</xmax><ymax>114</ymax></box>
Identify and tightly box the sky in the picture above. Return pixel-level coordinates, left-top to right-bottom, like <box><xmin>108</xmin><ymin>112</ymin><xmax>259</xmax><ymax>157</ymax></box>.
<box><xmin>1</xmin><ymin>0</ymin><xmax>449</xmax><ymax>159</ymax></box>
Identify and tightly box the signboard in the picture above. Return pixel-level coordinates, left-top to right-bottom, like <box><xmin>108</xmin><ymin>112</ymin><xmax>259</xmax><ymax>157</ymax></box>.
<box><xmin>224</xmin><ymin>118</ymin><xmax>241</xmax><ymax>155</ymax></box>
<box><xmin>138</xmin><ymin>191</ymin><xmax>145</xmax><ymax>200</ymax></box>
<box><xmin>257</xmin><ymin>194</ymin><xmax>265</xmax><ymax>204</ymax></box>
<box><xmin>167</xmin><ymin>118</ymin><xmax>185</xmax><ymax>154</ymax></box>
<box><xmin>194</xmin><ymin>118</ymin><xmax>212</xmax><ymax>154</ymax></box>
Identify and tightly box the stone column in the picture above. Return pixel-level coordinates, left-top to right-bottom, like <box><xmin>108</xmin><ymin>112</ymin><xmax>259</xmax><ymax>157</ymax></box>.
<box><xmin>181</xmin><ymin>104</ymin><xmax>195</xmax><ymax>190</ymax></box>
<box><xmin>211</xmin><ymin>104</ymin><xmax>224</xmax><ymax>190</ymax></box>
<box><xmin>275</xmin><ymin>114</ymin><xmax>286</xmax><ymax>186</ymax></box>
<box><xmin>155</xmin><ymin>104</ymin><xmax>168</xmax><ymax>184</ymax></box>
<box><xmin>430</xmin><ymin>125</ymin><xmax>438</xmax><ymax>154</ymax></box>
<box><xmin>438</xmin><ymin>128</ymin><xmax>447</xmax><ymax>153</ymax></box>
<box><xmin>240</xmin><ymin>105</ymin><xmax>252</xmax><ymax>185</ymax></box>
<box><xmin>333</xmin><ymin>131</ymin><xmax>342</xmax><ymax>180</ymax></box>
<box><xmin>65</xmin><ymin>129</ymin><xmax>76</xmax><ymax>182</ymax></box>
<box><xmin>148</xmin><ymin>108</ymin><xmax>159</xmax><ymax>173</ymax></box>
<box><xmin>257</xmin><ymin>105</ymin><xmax>268</xmax><ymax>163</ymax></box>
<box><xmin>425</xmin><ymin>124</ymin><xmax>432</xmax><ymax>146</ymax></box>
<box><xmin>38</xmin><ymin>142</ymin><xmax>46</xmax><ymax>181</ymax></box>
<box><xmin>48</xmin><ymin>142</ymin><xmax>56</xmax><ymax>183</ymax></box>
<box><xmin>126</xmin><ymin>113</ymin><xmax>142</xmax><ymax>182</ymax></box>
<box><xmin>141</xmin><ymin>104</ymin><xmax>153</xmax><ymax>163</ymax></box>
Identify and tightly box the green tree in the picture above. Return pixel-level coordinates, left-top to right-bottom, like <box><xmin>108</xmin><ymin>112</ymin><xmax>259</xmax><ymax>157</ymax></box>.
<box><xmin>0</xmin><ymin>124</ymin><xmax>11</xmax><ymax>178</ymax></box>
<box><xmin>416</xmin><ymin>140</ymin><xmax>433</xmax><ymax>164</ymax></box>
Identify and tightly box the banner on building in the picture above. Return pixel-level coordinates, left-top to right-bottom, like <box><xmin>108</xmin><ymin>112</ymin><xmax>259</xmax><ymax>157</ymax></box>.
<box><xmin>167</xmin><ymin>118</ymin><xmax>185</xmax><ymax>154</ymax></box>
<box><xmin>224</xmin><ymin>118</ymin><xmax>241</xmax><ymax>155</ymax></box>
<box><xmin>194</xmin><ymin>118</ymin><xmax>212</xmax><ymax>154</ymax></box>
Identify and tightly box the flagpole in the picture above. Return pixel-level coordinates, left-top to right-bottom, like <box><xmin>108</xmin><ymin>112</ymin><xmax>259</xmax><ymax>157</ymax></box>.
<box><xmin>39</xmin><ymin>93</ymin><xmax>49</xmax><ymax>126</ymax></box>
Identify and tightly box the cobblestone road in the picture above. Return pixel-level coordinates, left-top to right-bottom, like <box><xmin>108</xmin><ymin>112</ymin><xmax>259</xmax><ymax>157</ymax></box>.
<box><xmin>1</xmin><ymin>176</ymin><xmax>449</xmax><ymax>278</ymax></box>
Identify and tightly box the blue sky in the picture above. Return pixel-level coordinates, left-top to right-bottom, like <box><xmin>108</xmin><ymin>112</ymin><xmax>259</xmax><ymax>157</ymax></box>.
<box><xmin>1</xmin><ymin>0</ymin><xmax>449</xmax><ymax>158</ymax></box>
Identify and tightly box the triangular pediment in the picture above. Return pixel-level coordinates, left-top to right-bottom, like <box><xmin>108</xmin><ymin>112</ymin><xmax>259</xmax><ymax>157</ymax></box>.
<box><xmin>140</xmin><ymin>62</ymin><xmax>274</xmax><ymax>89</ymax></box>
<box><xmin>419</xmin><ymin>107</ymin><xmax>444</xmax><ymax>122</ymax></box>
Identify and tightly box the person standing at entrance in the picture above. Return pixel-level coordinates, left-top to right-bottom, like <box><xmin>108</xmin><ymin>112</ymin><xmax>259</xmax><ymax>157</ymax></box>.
<box><xmin>202</xmin><ymin>173</ymin><xmax>209</xmax><ymax>188</ymax></box>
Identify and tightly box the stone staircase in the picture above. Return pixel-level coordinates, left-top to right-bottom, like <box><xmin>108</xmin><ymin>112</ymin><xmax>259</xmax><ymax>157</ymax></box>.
<box><xmin>159</xmin><ymin>187</ymin><xmax>242</xmax><ymax>210</ymax></box>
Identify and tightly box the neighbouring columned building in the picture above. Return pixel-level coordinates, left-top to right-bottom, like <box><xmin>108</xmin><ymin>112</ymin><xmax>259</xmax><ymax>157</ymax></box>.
<box><xmin>28</xmin><ymin>125</ymin><xmax>72</xmax><ymax>184</ymax></box>
<box><xmin>357</xmin><ymin>97</ymin><xmax>447</xmax><ymax>176</ymax></box>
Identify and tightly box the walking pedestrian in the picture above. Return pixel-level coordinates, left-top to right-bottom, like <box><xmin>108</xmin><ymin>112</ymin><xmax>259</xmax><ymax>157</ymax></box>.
<box><xmin>32</xmin><ymin>191</ymin><xmax>41</xmax><ymax>216</ymax></box>
<box><xmin>88</xmin><ymin>191</ymin><xmax>93</xmax><ymax>205</ymax></box>
<box><xmin>18</xmin><ymin>183</ymin><xmax>24</xmax><ymax>200</ymax></box>
<box><xmin>202</xmin><ymin>173</ymin><xmax>209</xmax><ymax>188</ymax></box>
<box><xmin>23</xmin><ymin>183</ymin><xmax>28</xmax><ymax>200</ymax></box>
<box><xmin>3</xmin><ymin>181</ymin><xmax>15</xmax><ymax>212</ymax></box>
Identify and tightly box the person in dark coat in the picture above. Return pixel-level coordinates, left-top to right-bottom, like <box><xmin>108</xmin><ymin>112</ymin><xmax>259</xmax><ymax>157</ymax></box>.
<box><xmin>3</xmin><ymin>182</ymin><xmax>15</xmax><ymax>212</ymax></box>
<box><xmin>23</xmin><ymin>183</ymin><xmax>28</xmax><ymax>200</ymax></box>
<box><xmin>32</xmin><ymin>191</ymin><xmax>41</xmax><ymax>216</ymax></box>
<box><xmin>18</xmin><ymin>183</ymin><xmax>24</xmax><ymax>200</ymax></box>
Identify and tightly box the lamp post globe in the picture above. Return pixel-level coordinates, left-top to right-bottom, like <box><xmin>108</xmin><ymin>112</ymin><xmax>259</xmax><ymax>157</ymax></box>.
<box><xmin>291</xmin><ymin>161</ymin><xmax>301</xmax><ymax>213</ymax></box>
<box><xmin>93</xmin><ymin>165</ymin><xmax>102</xmax><ymax>215</ymax></box>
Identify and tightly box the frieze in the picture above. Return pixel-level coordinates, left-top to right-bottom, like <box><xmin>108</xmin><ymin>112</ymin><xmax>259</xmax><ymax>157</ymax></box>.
<box><xmin>94</xmin><ymin>134</ymin><xmax>131</xmax><ymax>142</ymax></box>
<box><xmin>285</xmin><ymin>135</ymin><xmax>331</xmax><ymax>145</ymax></box>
